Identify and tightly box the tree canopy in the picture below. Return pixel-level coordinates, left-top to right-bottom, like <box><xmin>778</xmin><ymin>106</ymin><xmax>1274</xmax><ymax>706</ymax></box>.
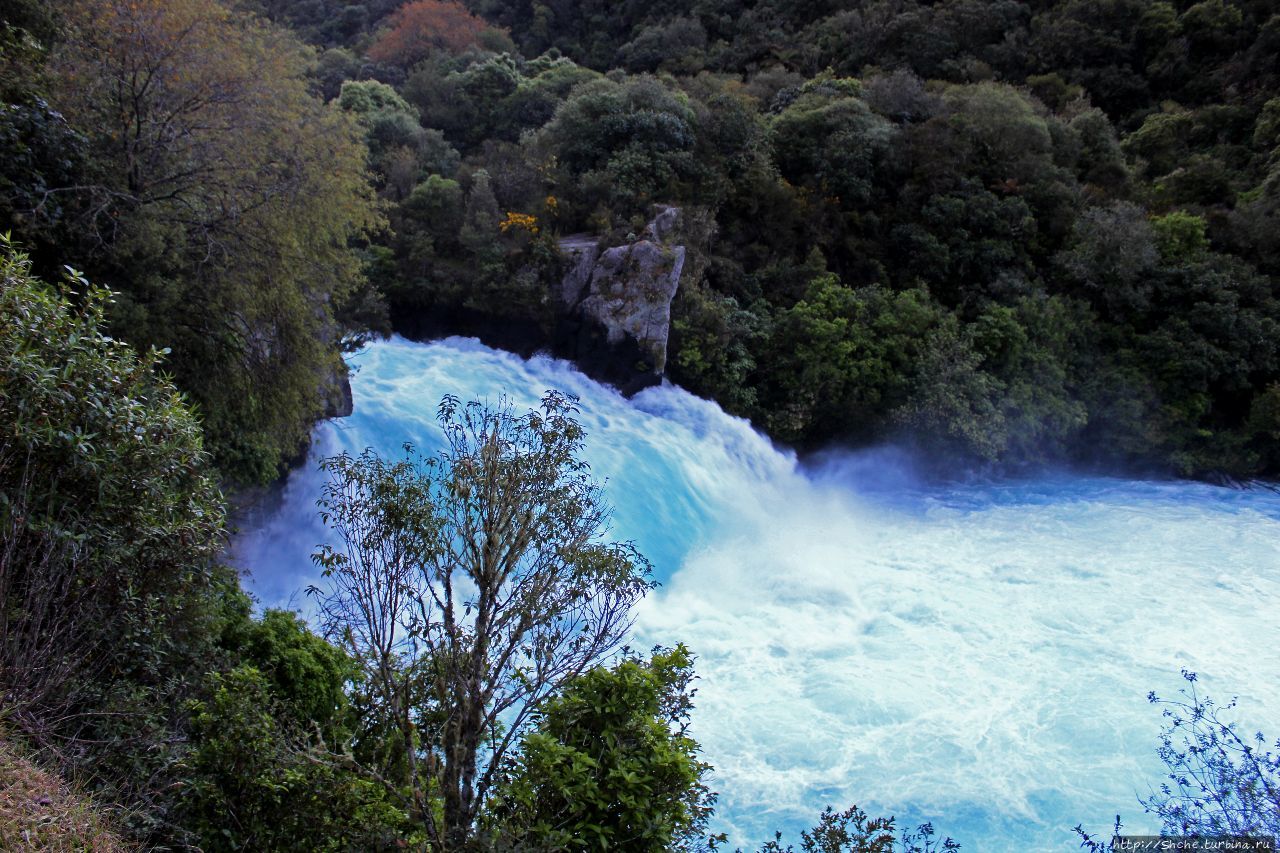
<box><xmin>26</xmin><ymin>0</ymin><xmax>383</xmax><ymax>484</ymax></box>
<box><xmin>368</xmin><ymin>0</ymin><xmax>508</xmax><ymax>67</ymax></box>
<box><xmin>313</xmin><ymin>392</ymin><xmax>654</xmax><ymax>847</ymax></box>
<box><xmin>490</xmin><ymin>646</ymin><xmax>718</xmax><ymax>851</ymax></box>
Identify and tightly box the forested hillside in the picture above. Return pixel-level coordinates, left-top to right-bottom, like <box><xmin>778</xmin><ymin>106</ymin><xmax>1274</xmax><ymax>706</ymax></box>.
<box><xmin>264</xmin><ymin>0</ymin><xmax>1280</xmax><ymax>477</ymax></box>
<box><xmin>5</xmin><ymin>0</ymin><xmax>1280</xmax><ymax>479</ymax></box>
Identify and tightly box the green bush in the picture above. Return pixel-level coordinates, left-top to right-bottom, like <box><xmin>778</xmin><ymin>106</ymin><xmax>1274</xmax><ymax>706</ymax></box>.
<box><xmin>489</xmin><ymin>646</ymin><xmax>718</xmax><ymax>852</ymax></box>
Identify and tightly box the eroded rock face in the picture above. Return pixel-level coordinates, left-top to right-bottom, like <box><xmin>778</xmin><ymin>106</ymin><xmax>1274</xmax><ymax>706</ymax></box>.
<box><xmin>322</xmin><ymin>360</ymin><xmax>354</xmax><ymax>419</ymax></box>
<box><xmin>557</xmin><ymin>206</ymin><xmax>685</xmax><ymax>393</ymax></box>
<box><xmin>576</xmin><ymin>241</ymin><xmax>685</xmax><ymax>372</ymax></box>
<box><xmin>558</xmin><ymin>237</ymin><xmax>600</xmax><ymax>307</ymax></box>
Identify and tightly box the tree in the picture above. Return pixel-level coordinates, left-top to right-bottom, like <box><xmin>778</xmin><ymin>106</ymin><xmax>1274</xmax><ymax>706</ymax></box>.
<box><xmin>1077</xmin><ymin>671</ymin><xmax>1280</xmax><ymax>851</ymax></box>
<box><xmin>336</xmin><ymin>79</ymin><xmax>444</xmax><ymax>200</ymax></box>
<box><xmin>895</xmin><ymin>319</ymin><xmax>1007</xmax><ymax>462</ymax></box>
<box><xmin>1142</xmin><ymin>671</ymin><xmax>1280</xmax><ymax>838</ymax></box>
<box><xmin>770</xmin><ymin>75</ymin><xmax>895</xmax><ymax>209</ymax></box>
<box><xmin>368</xmin><ymin>0</ymin><xmax>504</xmax><ymax>68</ymax></box>
<box><xmin>532</xmin><ymin>75</ymin><xmax>700</xmax><ymax>216</ymax></box>
<box><xmin>618</xmin><ymin>17</ymin><xmax>709</xmax><ymax>75</ymax></box>
<box><xmin>759</xmin><ymin>275</ymin><xmax>942</xmax><ymax>444</ymax></box>
<box><xmin>179</xmin><ymin>664</ymin><xmax>404</xmax><ymax>853</ymax></box>
<box><xmin>1056</xmin><ymin>202</ymin><xmax>1160</xmax><ymax>318</ymax></box>
<box><xmin>45</xmin><ymin>0</ymin><xmax>382</xmax><ymax>484</ymax></box>
<box><xmin>312</xmin><ymin>392</ymin><xmax>654</xmax><ymax>848</ymax></box>
<box><xmin>459</xmin><ymin>169</ymin><xmax>502</xmax><ymax>258</ymax></box>
<box><xmin>966</xmin><ymin>298</ymin><xmax>1091</xmax><ymax>464</ymax></box>
<box><xmin>0</xmin><ymin>0</ymin><xmax>86</xmax><ymax>251</ymax></box>
<box><xmin>489</xmin><ymin>646</ymin><xmax>719</xmax><ymax>852</ymax></box>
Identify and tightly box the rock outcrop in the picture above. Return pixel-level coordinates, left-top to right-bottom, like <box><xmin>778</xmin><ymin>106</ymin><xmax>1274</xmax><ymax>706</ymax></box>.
<box><xmin>321</xmin><ymin>359</ymin><xmax>354</xmax><ymax>419</ymax></box>
<box><xmin>556</xmin><ymin>206</ymin><xmax>685</xmax><ymax>394</ymax></box>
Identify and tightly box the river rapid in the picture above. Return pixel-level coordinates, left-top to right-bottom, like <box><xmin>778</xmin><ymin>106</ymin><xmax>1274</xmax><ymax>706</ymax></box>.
<box><xmin>233</xmin><ymin>335</ymin><xmax>1280</xmax><ymax>850</ymax></box>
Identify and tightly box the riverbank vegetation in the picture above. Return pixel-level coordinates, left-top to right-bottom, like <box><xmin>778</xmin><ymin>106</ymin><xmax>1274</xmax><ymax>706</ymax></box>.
<box><xmin>4</xmin><ymin>0</ymin><xmax>1280</xmax><ymax>481</ymax></box>
<box><xmin>253</xmin><ymin>0</ymin><xmax>1280</xmax><ymax>481</ymax></box>
<box><xmin>3</xmin><ymin>0</ymin><xmax>383</xmax><ymax>486</ymax></box>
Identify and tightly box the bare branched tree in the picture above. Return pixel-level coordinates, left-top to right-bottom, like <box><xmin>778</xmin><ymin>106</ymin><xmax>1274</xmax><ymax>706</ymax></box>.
<box><xmin>312</xmin><ymin>391</ymin><xmax>654</xmax><ymax>849</ymax></box>
<box><xmin>1141</xmin><ymin>670</ymin><xmax>1280</xmax><ymax>838</ymax></box>
<box><xmin>1076</xmin><ymin>670</ymin><xmax>1280</xmax><ymax>852</ymax></box>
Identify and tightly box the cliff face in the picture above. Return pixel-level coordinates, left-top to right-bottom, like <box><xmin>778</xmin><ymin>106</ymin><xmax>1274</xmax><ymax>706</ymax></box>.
<box><xmin>556</xmin><ymin>206</ymin><xmax>685</xmax><ymax>395</ymax></box>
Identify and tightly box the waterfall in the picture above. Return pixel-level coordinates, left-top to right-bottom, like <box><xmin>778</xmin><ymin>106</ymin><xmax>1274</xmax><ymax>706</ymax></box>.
<box><xmin>233</xmin><ymin>335</ymin><xmax>1280</xmax><ymax>850</ymax></box>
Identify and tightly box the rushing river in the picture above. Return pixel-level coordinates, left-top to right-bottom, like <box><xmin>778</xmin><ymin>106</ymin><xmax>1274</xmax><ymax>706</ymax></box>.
<box><xmin>234</xmin><ymin>336</ymin><xmax>1280</xmax><ymax>850</ymax></box>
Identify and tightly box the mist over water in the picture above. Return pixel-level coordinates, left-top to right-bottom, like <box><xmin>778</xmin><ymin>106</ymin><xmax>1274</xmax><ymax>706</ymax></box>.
<box><xmin>233</xmin><ymin>336</ymin><xmax>1280</xmax><ymax>851</ymax></box>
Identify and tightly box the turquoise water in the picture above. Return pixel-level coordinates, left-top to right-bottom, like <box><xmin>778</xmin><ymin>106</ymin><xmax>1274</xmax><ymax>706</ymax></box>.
<box><xmin>233</xmin><ymin>336</ymin><xmax>1280</xmax><ymax>850</ymax></box>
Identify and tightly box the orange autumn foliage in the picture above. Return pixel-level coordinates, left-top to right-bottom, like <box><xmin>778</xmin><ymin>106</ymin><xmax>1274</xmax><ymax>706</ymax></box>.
<box><xmin>368</xmin><ymin>0</ymin><xmax>500</xmax><ymax>66</ymax></box>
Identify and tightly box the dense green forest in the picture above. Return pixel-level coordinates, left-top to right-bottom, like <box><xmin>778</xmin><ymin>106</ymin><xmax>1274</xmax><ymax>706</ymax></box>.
<box><xmin>5</xmin><ymin>0</ymin><xmax>1280</xmax><ymax>483</ymax></box>
<box><xmin>3</xmin><ymin>0</ymin><xmax>1280</xmax><ymax>849</ymax></box>
<box><xmin>251</xmin><ymin>0</ymin><xmax>1280</xmax><ymax>480</ymax></box>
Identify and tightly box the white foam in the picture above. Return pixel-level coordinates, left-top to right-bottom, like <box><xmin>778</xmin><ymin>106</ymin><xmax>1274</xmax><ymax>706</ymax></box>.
<box><xmin>233</xmin><ymin>336</ymin><xmax>1280</xmax><ymax>850</ymax></box>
